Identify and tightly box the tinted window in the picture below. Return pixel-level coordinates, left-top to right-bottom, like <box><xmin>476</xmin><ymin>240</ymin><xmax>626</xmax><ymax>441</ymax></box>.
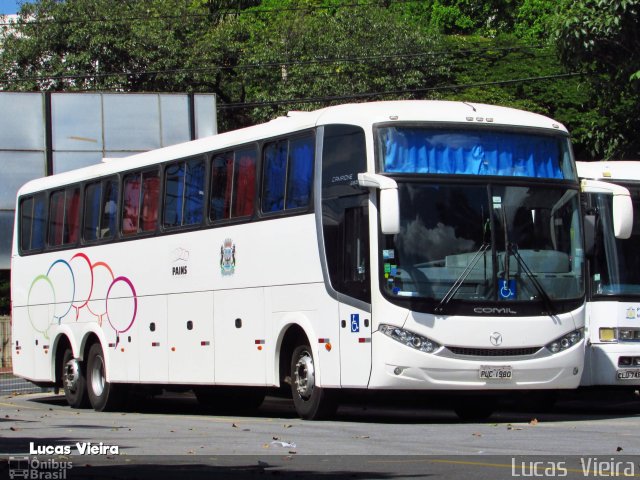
<box><xmin>84</xmin><ymin>182</ymin><xmax>102</xmax><ymax>241</ymax></box>
<box><xmin>262</xmin><ymin>135</ymin><xmax>314</xmax><ymax>214</ymax></box>
<box><xmin>322</xmin><ymin>125</ymin><xmax>367</xmax><ymax>198</ymax></box>
<box><xmin>48</xmin><ymin>187</ymin><xmax>80</xmax><ymax>246</ymax></box>
<box><xmin>210</xmin><ymin>148</ymin><xmax>257</xmax><ymax>221</ymax></box>
<box><xmin>84</xmin><ymin>177</ymin><xmax>118</xmax><ymax>242</ymax></box>
<box><xmin>164</xmin><ymin>157</ymin><xmax>205</xmax><ymax>228</ymax></box>
<box><xmin>19</xmin><ymin>193</ymin><xmax>46</xmax><ymax>252</ymax></box>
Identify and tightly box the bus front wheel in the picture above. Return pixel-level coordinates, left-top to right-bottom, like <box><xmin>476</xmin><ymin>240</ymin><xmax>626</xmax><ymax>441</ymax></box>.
<box><xmin>86</xmin><ymin>343</ymin><xmax>126</xmax><ymax>412</ymax></box>
<box><xmin>61</xmin><ymin>348</ymin><xmax>89</xmax><ymax>409</ymax></box>
<box><xmin>290</xmin><ymin>343</ymin><xmax>336</xmax><ymax>420</ymax></box>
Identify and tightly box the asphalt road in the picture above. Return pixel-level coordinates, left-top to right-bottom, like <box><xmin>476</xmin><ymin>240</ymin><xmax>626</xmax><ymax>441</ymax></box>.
<box><xmin>1</xmin><ymin>389</ymin><xmax>640</xmax><ymax>479</ymax></box>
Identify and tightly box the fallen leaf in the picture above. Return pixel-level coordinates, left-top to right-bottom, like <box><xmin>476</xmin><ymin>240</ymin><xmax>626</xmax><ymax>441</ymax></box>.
<box><xmin>232</xmin><ymin>423</ymin><xmax>238</xmax><ymax>428</ymax></box>
<box><xmin>9</xmin><ymin>426</ymin><xmax>20</xmax><ymax>431</ymax></box>
<box><xmin>529</xmin><ymin>418</ymin><xmax>539</xmax><ymax>426</ymax></box>
<box><xmin>283</xmin><ymin>424</ymin><xmax>292</xmax><ymax>429</ymax></box>
<box><xmin>472</xmin><ymin>432</ymin><xmax>482</xmax><ymax>437</ymax></box>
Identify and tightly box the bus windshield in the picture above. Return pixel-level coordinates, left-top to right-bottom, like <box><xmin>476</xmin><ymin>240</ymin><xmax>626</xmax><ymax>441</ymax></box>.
<box><xmin>376</xmin><ymin>127</ymin><xmax>583</xmax><ymax>314</ymax></box>
<box><xmin>590</xmin><ymin>185</ymin><xmax>640</xmax><ymax>297</ymax></box>
<box><xmin>378</xmin><ymin>126</ymin><xmax>576</xmax><ymax>180</ymax></box>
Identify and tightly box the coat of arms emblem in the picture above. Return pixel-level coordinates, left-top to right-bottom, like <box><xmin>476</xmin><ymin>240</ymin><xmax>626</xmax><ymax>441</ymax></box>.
<box><xmin>220</xmin><ymin>238</ymin><xmax>236</xmax><ymax>275</ymax></box>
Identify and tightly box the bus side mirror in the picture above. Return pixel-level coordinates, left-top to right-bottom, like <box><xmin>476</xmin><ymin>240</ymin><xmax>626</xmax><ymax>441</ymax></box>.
<box><xmin>358</xmin><ymin>172</ymin><xmax>400</xmax><ymax>235</ymax></box>
<box><xmin>612</xmin><ymin>193</ymin><xmax>633</xmax><ymax>239</ymax></box>
<box><xmin>581</xmin><ymin>179</ymin><xmax>633</xmax><ymax>240</ymax></box>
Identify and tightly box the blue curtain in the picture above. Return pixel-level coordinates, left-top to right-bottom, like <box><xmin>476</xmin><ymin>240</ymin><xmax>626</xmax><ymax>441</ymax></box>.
<box><xmin>382</xmin><ymin>128</ymin><xmax>564</xmax><ymax>179</ymax></box>
<box><xmin>262</xmin><ymin>142</ymin><xmax>288</xmax><ymax>212</ymax></box>
<box><xmin>286</xmin><ymin>137</ymin><xmax>313</xmax><ymax>208</ymax></box>
<box><xmin>184</xmin><ymin>159</ymin><xmax>205</xmax><ymax>224</ymax></box>
<box><xmin>32</xmin><ymin>195</ymin><xmax>46</xmax><ymax>249</ymax></box>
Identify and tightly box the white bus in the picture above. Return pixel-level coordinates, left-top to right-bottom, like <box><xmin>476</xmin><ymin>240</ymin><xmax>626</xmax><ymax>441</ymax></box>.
<box><xmin>577</xmin><ymin>161</ymin><xmax>640</xmax><ymax>388</ymax></box>
<box><xmin>11</xmin><ymin>101</ymin><xmax>617</xmax><ymax>420</ymax></box>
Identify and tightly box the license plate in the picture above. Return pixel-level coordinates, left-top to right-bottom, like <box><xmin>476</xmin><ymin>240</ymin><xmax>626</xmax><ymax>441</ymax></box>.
<box><xmin>479</xmin><ymin>366</ymin><xmax>512</xmax><ymax>380</ymax></box>
<box><xmin>616</xmin><ymin>369</ymin><xmax>640</xmax><ymax>380</ymax></box>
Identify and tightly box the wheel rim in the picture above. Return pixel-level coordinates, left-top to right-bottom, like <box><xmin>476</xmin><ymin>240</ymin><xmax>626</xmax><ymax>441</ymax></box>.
<box><xmin>63</xmin><ymin>358</ymin><xmax>80</xmax><ymax>394</ymax></box>
<box><xmin>293</xmin><ymin>349</ymin><xmax>315</xmax><ymax>400</ymax></box>
<box><xmin>90</xmin><ymin>354</ymin><xmax>106</xmax><ymax>397</ymax></box>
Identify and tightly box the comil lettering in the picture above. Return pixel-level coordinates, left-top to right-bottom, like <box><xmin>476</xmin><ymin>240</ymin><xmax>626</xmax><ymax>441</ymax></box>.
<box><xmin>474</xmin><ymin>307</ymin><xmax>518</xmax><ymax>314</ymax></box>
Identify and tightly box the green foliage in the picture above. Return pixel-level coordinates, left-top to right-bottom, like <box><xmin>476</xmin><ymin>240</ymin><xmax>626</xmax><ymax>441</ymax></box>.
<box><xmin>554</xmin><ymin>0</ymin><xmax>640</xmax><ymax>158</ymax></box>
<box><xmin>0</xmin><ymin>0</ymin><xmax>637</xmax><ymax>157</ymax></box>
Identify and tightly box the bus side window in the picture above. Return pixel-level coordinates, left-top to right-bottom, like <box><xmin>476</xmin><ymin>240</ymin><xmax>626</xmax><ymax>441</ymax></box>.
<box><xmin>32</xmin><ymin>193</ymin><xmax>46</xmax><ymax>250</ymax></box>
<box><xmin>84</xmin><ymin>182</ymin><xmax>102</xmax><ymax>241</ymax></box>
<box><xmin>100</xmin><ymin>179</ymin><xmax>118</xmax><ymax>239</ymax></box>
<box><xmin>20</xmin><ymin>197</ymin><xmax>34</xmax><ymax>252</ymax></box>
<box><xmin>65</xmin><ymin>187</ymin><xmax>80</xmax><ymax>244</ymax></box>
<box><xmin>48</xmin><ymin>190</ymin><xmax>65</xmax><ymax>246</ymax></box>
<box><xmin>286</xmin><ymin>136</ymin><xmax>314</xmax><ymax>209</ymax></box>
<box><xmin>210</xmin><ymin>152</ymin><xmax>233</xmax><ymax>221</ymax></box>
<box><xmin>165</xmin><ymin>158</ymin><xmax>205</xmax><ymax>228</ymax></box>
<box><xmin>262</xmin><ymin>141</ymin><xmax>287</xmax><ymax>213</ymax></box>
<box><xmin>122</xmin><ymin>173</ymin><xmax>141</xmax><ymax>235</ymax></box>
<box><xmin>184</xmin><ymin>158</ymin><xmax>205</xmax><ymax>225</ymax></box>
<box><xmin>232</xmin><ymin>148</ymin><xmax>256</xmax><ymax>218</ymax></box>
<box><xmin>141</xmin><ymin>171</ymin><xmax>160</xmax><ymax>232</ymax></box>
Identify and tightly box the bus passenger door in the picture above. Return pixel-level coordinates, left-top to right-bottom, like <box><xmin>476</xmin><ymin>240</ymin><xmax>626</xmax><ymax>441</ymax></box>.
<box><xmin>339</xmin><ymin>304</ymin><xmax>372</xmax><ymax>387</ymax></box>
<box><xmin>337</xmin><ymin>205</ymin><xmax>372</xmax><ymax>387</ymax></box>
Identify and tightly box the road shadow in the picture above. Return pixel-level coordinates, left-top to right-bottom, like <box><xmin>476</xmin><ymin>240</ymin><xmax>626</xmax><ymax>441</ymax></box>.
<box><xmin>22</xmin><ymin>387</ymin><xmax>640</xmax><ymax>426</ymax></box>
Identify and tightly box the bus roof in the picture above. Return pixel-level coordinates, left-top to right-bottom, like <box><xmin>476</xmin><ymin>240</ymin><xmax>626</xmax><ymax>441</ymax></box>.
<box><xmin>576</xmin><ymin>161</ymin><xmax>640</xmax><ymax>182</ymax></box>
<box><xmin>16</xmin><ymin>100</ymin><xmax>568</xmax><ymax>197</ymax></box>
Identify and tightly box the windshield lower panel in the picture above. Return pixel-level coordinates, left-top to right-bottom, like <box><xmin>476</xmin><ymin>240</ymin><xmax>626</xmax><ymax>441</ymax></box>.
<box><xmin>589</xmin><ymin>186</ymin><xmax>640</xmax><ymax>298</ymax></box>
<box><xmin>380</xmin><ymin>181</ymin><xmax>584</xmax><ymax>315</ymax></box>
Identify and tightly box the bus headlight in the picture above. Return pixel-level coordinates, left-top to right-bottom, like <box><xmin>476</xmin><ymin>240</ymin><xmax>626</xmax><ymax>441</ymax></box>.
<box><xmin>599</xmin><ymin>328</ymin><xmax>617</xmax><ymax>342</ymax></box>
<box><xmin>546</xmin><ymin>328</ymin><xmax>583</xmax><ymax>354</ymax></box>
<box><xmin>600</xmin><ymin>328</ymin><xmax>640</xmax><ymax>342</ymax></box>
<box><xmin>379</xmin><ymin>324</ymin><xmax>440</xmax><ymax>353</ymax></box>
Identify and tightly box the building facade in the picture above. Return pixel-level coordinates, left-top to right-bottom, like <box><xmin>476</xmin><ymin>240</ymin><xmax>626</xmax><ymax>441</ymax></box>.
<box><xmin>0</xmin><ymin>91</ymin><xmax>217</xmax><ymax>269</ymax></box>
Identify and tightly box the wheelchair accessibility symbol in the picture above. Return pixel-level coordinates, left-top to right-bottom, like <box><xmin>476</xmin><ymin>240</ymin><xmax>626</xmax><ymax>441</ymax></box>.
<box><xmin>351</xmin><ymin>313</ymin><xmax>360</xmax><ymax>333</ymax></box>
<box><xmin>498</xmin><ymin>279</ymin><xmax>516</xmax><ymax>300</ymax></box>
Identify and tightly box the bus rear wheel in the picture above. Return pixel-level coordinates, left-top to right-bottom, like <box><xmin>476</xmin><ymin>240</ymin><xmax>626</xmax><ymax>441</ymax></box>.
<box><xmin>86</xmin><ymin>343</ymin><xmax>126</xmax><ymax>412</ymax></box>
<box><xmin>61</xmin><ymin>348</ymin><xmax>89</xmax><ymax>409</ymax></box>
<box><xmin>290</xmin><ymin>343</ymin><xmax>336</xmax><ymax>420</ymax></box>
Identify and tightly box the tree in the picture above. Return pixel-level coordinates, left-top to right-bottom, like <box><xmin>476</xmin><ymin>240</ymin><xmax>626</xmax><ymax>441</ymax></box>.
<box><xmin>555</xmin><ymin>0</ymin><xmax>640</xmax><ymax>158</ymax></box>
<box><xmin>225</xmin><ymin>0</ymin><xmax>451</xmax><ymax>125</ymax></box>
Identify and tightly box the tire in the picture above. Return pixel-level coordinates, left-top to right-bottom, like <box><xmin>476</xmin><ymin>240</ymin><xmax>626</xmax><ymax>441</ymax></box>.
<box><xmin>86</xmin><ymin>343</ymin><xmax>126</xmax><ymax>412</ymax></box>
<box><xmin>61</xmin><ymin>348</ymin><xmax>89</xmax><ymax>409</ymax></box>
<box><xmin>290</xmin><ymin>343</ymin><xmax>337</xmax><ymax>420</ymax></box>
<box><xmin>195</xmin><ymin>386</ymin><xmax>266</xmax><ymax>413</ymax></box>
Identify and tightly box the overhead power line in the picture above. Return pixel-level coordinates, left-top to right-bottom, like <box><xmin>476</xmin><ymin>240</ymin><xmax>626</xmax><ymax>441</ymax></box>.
<box><xmin>216</xmin><ymin>72</ymin><xmax>586</xmax><ymax>110</ymax></box>
<box><xmin>0</xmin><ymin>44</ymin><xmax>552</xmax><ymax>84</ymax></box>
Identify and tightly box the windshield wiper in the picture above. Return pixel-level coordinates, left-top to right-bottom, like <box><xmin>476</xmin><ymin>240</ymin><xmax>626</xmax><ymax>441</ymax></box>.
<box><xmin>436</xmin><ymin>242</ymin><xmax>491</xmax><ymax>314</ymax></box>
<box><xmin>508</xmin><ymin>243</ymin><xmax>556</xmax><ymax>315</ymax></box>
